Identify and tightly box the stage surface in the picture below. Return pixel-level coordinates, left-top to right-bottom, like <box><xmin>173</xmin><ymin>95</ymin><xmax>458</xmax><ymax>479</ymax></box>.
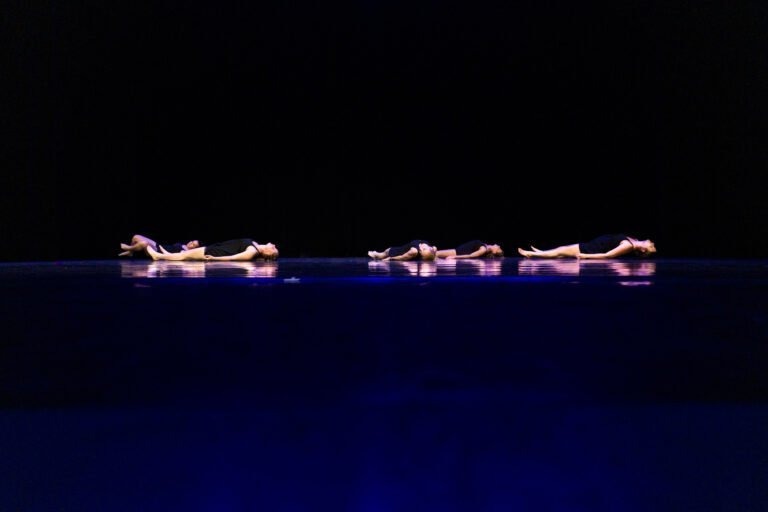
<box><xmin>2</xmin><ymin>258</ymin><xmax>767</xmax><ymax>511</ymax></box>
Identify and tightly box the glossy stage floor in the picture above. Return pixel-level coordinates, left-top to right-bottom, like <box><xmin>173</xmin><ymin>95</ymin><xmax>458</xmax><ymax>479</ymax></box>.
<box><xmin>2</xmin><ymin>257</ymin><xmax>767</xmax><ymax>511</ymax></box>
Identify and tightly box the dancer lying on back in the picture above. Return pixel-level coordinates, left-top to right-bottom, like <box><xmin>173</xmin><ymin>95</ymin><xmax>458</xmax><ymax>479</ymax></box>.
<box><xmin>517</xmin><ymin>234</ymin><xmax>656</xmax><ymax>259</ymax></box>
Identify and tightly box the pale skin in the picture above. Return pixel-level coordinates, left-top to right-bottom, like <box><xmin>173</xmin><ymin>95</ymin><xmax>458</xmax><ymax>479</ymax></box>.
<box><xmin>146</xmin><ymin>242</ymin><xmax>278</xmax><ymax>261</ymax></box>
<box><xmin>368</xmin><ymin>243</ymin><xmax>437</xmax><ymax>261</ymax></box>
<box><xmin>517</xmin><ymin>237</ymin><xmax>656</xmax><ymax>259</ymax></box>
<box><xmin>119</xmin><ymin>234</ymin><xmax>200</xmax><ymax>257</ymax></box>
<box><xmin>436</xmin><ymin>244</ymin><xmax>504</xmax><ymax>259</ymax></box>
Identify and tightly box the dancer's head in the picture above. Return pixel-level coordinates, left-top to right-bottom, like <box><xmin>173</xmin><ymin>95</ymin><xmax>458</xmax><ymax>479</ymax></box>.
<box><xmin>487</xmin><ymin>244</ymin><xmax>504</xmax><ymax>257</ymax></box>
<box><xmin>636</xmin><ymin>239</ymin><xmax>656</xmax><ymax>257</ymax></box>
<box><xmin>254</xmin><ymin>242</ymin><xmax>280</xmax><ymax>260</ymax></box>
<box><xmin>418</xmin><ymin>243</ymin><xmax>437</xmax><ymax>261</ymax></box>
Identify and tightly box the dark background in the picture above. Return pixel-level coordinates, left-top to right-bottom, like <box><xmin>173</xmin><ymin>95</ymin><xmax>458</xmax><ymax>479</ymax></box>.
<box><xmin>3</xmin><ymin>0</ymin><xmax>767</xmax><ymax>261</ymax></box>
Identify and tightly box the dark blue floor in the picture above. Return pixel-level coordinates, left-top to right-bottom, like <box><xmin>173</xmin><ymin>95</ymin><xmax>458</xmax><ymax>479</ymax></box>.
<box><xmin>2</xmin><ymin>258</ymin><xmax>767</xmax><ymax>511</ymax></box>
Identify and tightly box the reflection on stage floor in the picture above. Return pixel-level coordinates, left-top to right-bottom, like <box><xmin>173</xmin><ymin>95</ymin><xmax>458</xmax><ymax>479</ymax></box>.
<box><xmin>1</xmin><ymin>257</ymin><xmax>767</xmax><ymax>511</ymax></box>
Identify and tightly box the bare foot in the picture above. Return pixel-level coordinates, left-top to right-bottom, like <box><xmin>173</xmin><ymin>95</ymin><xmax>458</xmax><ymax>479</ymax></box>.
<box><xmin>517</xmin><ymin>248</ymin><xmax>532</xmax><ymax>258</ymax></box>
<box><xmin>368</xmin><ymin>250</ymin><xmax>384</xmax><ymax>260</ymax></box>
<box><xmin>120</xmin><ymin>243</ymin><xmax>132</xmax><ymax>251</ymax></box>
<box><xmin>118</xmin><ymin>250</ymin><xmax>132</xmax><ymax>257</ymax></box>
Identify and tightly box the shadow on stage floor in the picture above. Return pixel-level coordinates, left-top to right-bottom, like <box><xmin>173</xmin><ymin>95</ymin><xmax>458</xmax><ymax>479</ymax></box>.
<box><xmin>2</xmin><ymin>257</ymin><xmax>767</xmax><ymax>511</ymax></box>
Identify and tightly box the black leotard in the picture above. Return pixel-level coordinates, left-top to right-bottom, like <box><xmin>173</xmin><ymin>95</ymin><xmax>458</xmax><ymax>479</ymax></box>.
<box><xmin>455</xmin><ymin>240</ymin><xmax>488</xmax><ymax>256</ymax></box>
<box><xmin>388</xmin><ymin>240</ymin><xmax>431</xmax><ymax>258</ymax></box>
<box><xmin>161</xmin><ymin>242</ymin><xmax>188</xmax><ymax>253</ymax></box>
<box><xmin>578</xmin><ymin>234</ymin><xmax>630</xmax><ymax>254</ymax></box>
<box><xmin>204</xmin><ymin>238</ymin><xmax>255</xmax><ymax>257</ymax></box>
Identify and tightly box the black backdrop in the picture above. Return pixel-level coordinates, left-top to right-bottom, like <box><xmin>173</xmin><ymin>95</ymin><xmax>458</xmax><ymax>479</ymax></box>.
<box><xmin>3</xmin><ymin>0</ymin><xmax>767</xmax><ymax>261</ymax></box>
